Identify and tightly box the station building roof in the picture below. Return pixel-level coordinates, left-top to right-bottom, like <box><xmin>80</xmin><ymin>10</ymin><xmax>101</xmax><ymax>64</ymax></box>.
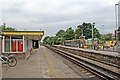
<box><xmin>1</xmin><ymin>31</ymin><xmax>44</xmax><ymax>40</ymax></box>
<box><xmin>1</xmin><ymin>31</ymin><xmax>44</xmax><ymax>35</ymax></box>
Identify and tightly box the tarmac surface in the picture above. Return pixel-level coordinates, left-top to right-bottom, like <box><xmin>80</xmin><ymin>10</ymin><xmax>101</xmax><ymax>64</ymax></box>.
<box><xmin>2</xmin><ymin>46</ymin><xmax>83</xmax><ymax>78</ymax></box>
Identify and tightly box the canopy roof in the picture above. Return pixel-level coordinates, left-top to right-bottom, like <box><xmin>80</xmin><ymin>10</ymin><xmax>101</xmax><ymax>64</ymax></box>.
<box><xmin>1</xmin><ymin>31</ymin><xmax>44</xmax><ymax>36</ymax></box>
<box><xmin>1</xmin><ymin>31</ymin><xmax>44</xmax><ymax>40</ymax></box>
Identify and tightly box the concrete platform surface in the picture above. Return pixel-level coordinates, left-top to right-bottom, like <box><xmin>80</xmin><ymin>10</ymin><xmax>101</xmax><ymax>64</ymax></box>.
<box><xmin>54</xmin><ymin>45</ymin><xmax>120</xmax><ymax>57</ymax></box>
<box><xmin>2</xmin><ymin>46</ymin><xmax>83</xmax><ymax>78</ymax></box>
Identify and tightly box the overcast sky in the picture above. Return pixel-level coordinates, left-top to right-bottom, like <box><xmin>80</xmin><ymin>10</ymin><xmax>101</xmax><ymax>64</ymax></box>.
<box><xmin>0</xmin><ymin>0</ymin><xmax>120</xmax><ymax>37</ymax></box>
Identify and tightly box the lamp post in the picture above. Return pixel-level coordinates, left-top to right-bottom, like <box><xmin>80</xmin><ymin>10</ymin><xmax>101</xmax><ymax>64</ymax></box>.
<box><xmin>115</xmin><ymin>4</ymin><xmax>118</xmax><ymax>43</ymax></box>
<box><xmin>102</xmin><ymin>25</ymin><xmax>105</xmax><ymax>46</ymax></box>
<box><xmin>92</xmin><ymin>23</ymin><xmax>95</xmax><ymax>49</ymax></box>
<box><xmin>102</xmin><ymin>25</ymin><xmax>104</xmax><ymax>35</ymax></box>
<box><xmin>115</xmin><ymin>4</ymin><xmax>118</xmax><ymax>50</ymax></box>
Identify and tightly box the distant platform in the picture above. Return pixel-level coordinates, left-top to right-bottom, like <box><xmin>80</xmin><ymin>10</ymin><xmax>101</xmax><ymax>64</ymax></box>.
<box><xmin>54</xmin><ymin>45</ymin><xmax>120</xmax><ymax>58</ymax></box>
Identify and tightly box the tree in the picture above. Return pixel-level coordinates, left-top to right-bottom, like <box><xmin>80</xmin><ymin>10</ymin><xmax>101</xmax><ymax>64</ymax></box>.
<box><xmin>56</xmin><ymin>30</ymin><xmax>65</xmax><ymax>45</ymax></box>
<box><xmin>43</xmin><ymin>36</ymin><xmax>50</xmax><ymax>44</ymax></box>
<box><xmin>43</xmin><ymin>36</ymin><xmax>61</xmax><ymax>45</ymax></box>
<box><xmin>103</xmin><ymin>34</ymin><xmax>113</xmax><ymax>41</ymax></box>
<box><xmin>75</xmin><ymin>28</ymin><xmax>81</xmax><ymax>39</ymax></box>
<box><xmin>93</xmin><ymin>28</ymin><xmax>100</xmax><ymax>38</ymax></box>
<box><xmin>76</xmin><ymin>22</ymin><xmax>100</xmax><ymax>39</ymax></box>
<box><xmin>64</xmin><ymin>27</ymin><xmax>75</xmax><ymax>40</ymax></box>
<box><xmin>56</xmin><ymin>30</ymin><xmax>65</xmax><ymax>37</ymax></box>
<box><xmin>0</xmin><ymin>23</ymin><xmax>16</xmax><ymax>31</ymax></box>
<box><xmin>50</xmin><ymin>36</ymin><xmax>57</xmax><ymax>45</ymax></box>
<box><xmin>43</xmin><ymin>22</ymin><xmax>101</xmax><ymax>46</ymax></box>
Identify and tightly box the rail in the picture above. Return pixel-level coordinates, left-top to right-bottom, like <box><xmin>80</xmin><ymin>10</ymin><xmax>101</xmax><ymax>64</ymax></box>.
<box><xmin>45</xmin><ymin>45</ymin><xmax>120</xmax><ymax>80</ymax></box>
<box><xmin>52</xmin><ymin>45</ymin><xmax>120</xmax><ymax>68</ymax></box>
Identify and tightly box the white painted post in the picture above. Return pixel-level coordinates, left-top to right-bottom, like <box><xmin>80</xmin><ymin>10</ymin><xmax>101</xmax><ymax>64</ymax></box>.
<box><xmin>31</xmin><ymin>39</ymin><xmax>33</xmax><ymax>49</ymax></box>
<box><xmin>23</xmin><ymin>35</ymin><xmax>25</xmax><ymax>52</ymax></box>
<box><xmin>10</xmin><ymin>35</ymin><xmax>12</xmax><ymax>52</ymax></box>
<box><xmin>2</xmin><ymin>36</ymin><xmax>5</xmax><ymax>53</ymax></box>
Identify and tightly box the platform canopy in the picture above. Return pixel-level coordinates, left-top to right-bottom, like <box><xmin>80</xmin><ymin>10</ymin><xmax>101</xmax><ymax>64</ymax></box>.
<box><xmin>1</xmin><ymin>31</ymin><xmax>44</xmax><ymax>40</ymax></box>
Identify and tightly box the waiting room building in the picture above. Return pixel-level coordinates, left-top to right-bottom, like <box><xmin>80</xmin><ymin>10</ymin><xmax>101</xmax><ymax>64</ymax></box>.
<box><xmin>0</xmin><ymin>31</ymin><xmax>44</xmax><ymax>57</ymax></box>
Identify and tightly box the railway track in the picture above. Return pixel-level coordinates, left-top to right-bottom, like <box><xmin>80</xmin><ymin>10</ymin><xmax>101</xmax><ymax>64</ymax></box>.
<box><xmin>54</xmin><ymin>45</ymin><xmax>120</xmax><ymax>67</ymax></box>
<box><xmin>46</xmin><ymin>46</ymin><xmax>120</xmax><ymax>80</ymax></box>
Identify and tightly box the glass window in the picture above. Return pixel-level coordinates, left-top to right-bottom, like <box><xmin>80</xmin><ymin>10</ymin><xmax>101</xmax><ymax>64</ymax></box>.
<box><xmin>11</xmin><ymin>35</ymin><xmax>22</xmax><ymax>39</ymax></box>
<box><xmin>11</xmin><ymin>35</ymin><xmax>23</xmax><ymax>52</ymax></box>
<box><xmin>4</xmin><ymin>35</ymin><xmax>23</xmax><ymax>52</ymax></box>
<box><xmin>4</xmin><ymin>36</ymin><xmax>10</xmax><ymax>52</ymax></box>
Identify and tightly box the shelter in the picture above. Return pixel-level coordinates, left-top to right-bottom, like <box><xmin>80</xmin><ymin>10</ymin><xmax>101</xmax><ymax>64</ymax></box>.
<box><xmin>1</xmin><ymin>31</ymin><xmax>44</xmax><ymax>54</ymax></box>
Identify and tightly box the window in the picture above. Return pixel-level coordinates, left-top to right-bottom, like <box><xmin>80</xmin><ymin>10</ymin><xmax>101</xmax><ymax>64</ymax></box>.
<box><xmin>4</xmin><ymin>36</ymin><xmax>10</xmax><ymax>52</ymax></box>
<box><xmin>4</xmin><ymin>35</ymin><xmax>23</xmax><ymax>52</ymax></box>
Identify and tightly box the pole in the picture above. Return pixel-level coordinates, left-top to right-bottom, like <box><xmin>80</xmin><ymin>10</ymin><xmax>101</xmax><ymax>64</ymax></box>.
<box><xmin>92</xmin><ymin>23</ymin><xmax>95</xmax><ymax>49</ymax></box>
<box><xmin>115</xmin><ymin>4</ymin><xmax>118</xmax><ymax>42</ymax></box>
<box><xmin>102</xmin><ymin>25</ymin><xmax>104</xmax><ymax>35</ymax></box>
<box><xmin>115</xmin><ymin>4</ymin><xmax>118</xmax><ymax>52</ymax></box>
<box><xmin>102</xmin><ymin>25</ymin><xmax>105</xmax><ymax>50</ymax></box>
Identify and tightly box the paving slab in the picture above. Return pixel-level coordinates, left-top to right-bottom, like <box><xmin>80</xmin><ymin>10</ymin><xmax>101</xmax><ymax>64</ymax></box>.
<box><xmin>2</xmin><ymin>46</ymin><xmax>85</xmax><ymax>78</ymax></box>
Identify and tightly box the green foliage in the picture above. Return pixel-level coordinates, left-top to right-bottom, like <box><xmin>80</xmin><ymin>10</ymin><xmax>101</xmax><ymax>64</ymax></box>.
<box><xmin>0</xmin><ymin>23</ymin><xmax>16</xmax><ymax>31</ymax></box>
<box><xmin>99</xmin><ymin>34</ymin><xmax>113</xmax><ymax>41</ymax></box>
<box><xmin>105</xmin><ymin>34</ymin><xmax>113</xmax><ymax>41</ymax></box>
<box><xmin>64</xmin><ymin>27</ymin><xmax>75</xmax><ymax>40</ymax></box>
<box><xmin>43</xmin><ymin>36</ymin><xmax>61</xmax><ymax>45</ymax></box>
<box><xmin>56</xmin><ymin>30</ymin><xmax>65</xmax><ymax>37</ymax></box>
<box><xmin>75</xmin><ymin>28</ymin><xmax>81</xmax><ymax>39</ymax></box>
<box><xmin>76</xmin><ymin>22</ymin><xmax>100</xmax><ymax>39</ymax></box>
<box><xmin>43</xmin><ymin>36</ymin><xmax>50</xmax><ymax>44</ymax></box>
<box><xmin>43</xmin><ymin>22</ymin><xmax>101</xmax><ymax>46</ymax></box>
<box><xmin>98</xmin><ymin>33</ymin><xmax>115</xmax><ymax>44</ymax></box>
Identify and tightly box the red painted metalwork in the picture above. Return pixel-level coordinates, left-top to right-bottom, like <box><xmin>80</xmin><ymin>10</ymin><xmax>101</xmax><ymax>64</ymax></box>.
<box><xmin>12</xmin><ymin>41</ymin><xmax>16</xmax><ymax>52</ymax></box>
<box><xmin>18</xmin><ymin>41</ymin><xmax>23</xmax><ymax>52</ymax></box>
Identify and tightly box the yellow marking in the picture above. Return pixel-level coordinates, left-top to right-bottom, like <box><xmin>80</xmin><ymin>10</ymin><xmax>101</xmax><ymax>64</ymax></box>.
<box><xmin>2</xmin><ymin>31</ymin><xmax>44</xmax><ymax>36</ymax></box>
<box><xmin>82</xmin><ymin>70</ymin><xmax>87</xmax><ymax>73</ymax></box>
<box><xmin>111</xmin><ymin>67</ymin><xmax>118</xmax><ymax>70</ymax></box>
<box><xmin>85</xmin><ymin>72</ymin><xmax>91</xmax><ymax>75</ymax></box>
<box><xmin>89</xmin><ymin>75</ymin><xmax>96</xmax><ymax>78</ymax></box>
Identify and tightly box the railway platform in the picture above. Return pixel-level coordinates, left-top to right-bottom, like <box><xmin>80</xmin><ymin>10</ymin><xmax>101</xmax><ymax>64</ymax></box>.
<box><xmin>2</xmin><ymin>46</ymin><xmax>86</xmax><ymax>78</ymax></box>
<box><xmin>54</xmin><ymin>45</ymin><xmax>120</xmax><ymax>57</ymax></box>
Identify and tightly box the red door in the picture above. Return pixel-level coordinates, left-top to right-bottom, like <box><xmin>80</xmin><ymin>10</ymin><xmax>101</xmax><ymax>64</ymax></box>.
<box><xmin>12</xmin><ymin>40</ymin><xmax>16</xmax><ymax>52</ymax></box>
<box><xmin>18</xmin><ymin>41</ymin><xmax>23</xmax><ymax>52</ymax></box>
